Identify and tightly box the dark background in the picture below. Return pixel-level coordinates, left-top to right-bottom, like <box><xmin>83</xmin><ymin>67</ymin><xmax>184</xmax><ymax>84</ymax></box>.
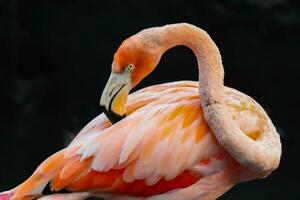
<box><xmin>0</xmin><ymin>0</ymin><xmax>299</xmax><ymax>199</ymax></box>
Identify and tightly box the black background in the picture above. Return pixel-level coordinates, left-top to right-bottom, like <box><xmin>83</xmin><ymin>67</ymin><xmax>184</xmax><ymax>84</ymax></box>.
<box><xmin>0</xmin><ymin>0</ymin><xmax>299</xmax><ymax>199</ymax></box>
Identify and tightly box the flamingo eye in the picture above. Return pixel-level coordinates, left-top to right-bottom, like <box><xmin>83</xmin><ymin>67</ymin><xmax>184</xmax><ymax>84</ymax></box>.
<box><xmin>125</xmin><ymin>64</ymin><xmax>135</xmax><ymax>72</ymax></box>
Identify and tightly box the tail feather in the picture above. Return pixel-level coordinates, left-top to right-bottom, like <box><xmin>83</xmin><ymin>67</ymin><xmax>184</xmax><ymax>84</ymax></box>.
<box><xmin>7</xmin><ymin>150</ymin><xmax>67</xmax><ymax>200</ymax></box>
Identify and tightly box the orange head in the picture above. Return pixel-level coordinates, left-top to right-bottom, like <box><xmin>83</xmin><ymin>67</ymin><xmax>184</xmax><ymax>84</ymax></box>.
<box><xmin>100</xmin><ymin>30</ymin><xmax>163</xmax><ymax>123</ymax></box>
<box><xmin>112</xmin><ymin>34</ymin><xmax>163</xmax><ymax>87</ymax></box>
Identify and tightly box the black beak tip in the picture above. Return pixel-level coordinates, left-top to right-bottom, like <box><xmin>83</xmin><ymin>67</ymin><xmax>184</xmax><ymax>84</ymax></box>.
<box><xmin>100</xmin><ymin>105</ymin><xmax>126</xmax><ymax>124</ymax></box>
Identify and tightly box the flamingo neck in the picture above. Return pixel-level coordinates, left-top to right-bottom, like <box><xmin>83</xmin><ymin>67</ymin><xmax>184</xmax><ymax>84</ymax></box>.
<box><xmin>158</xmin><ymin>23</ymin><xmax>225</xmax><ymax>107</ymax></box>
<box><xmin>137</xmin><ymin>23</ymin><xmax>281</xmax><ymax>175</ymax></box>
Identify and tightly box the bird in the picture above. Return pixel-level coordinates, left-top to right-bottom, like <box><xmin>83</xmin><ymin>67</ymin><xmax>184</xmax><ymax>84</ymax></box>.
<box><xmin>0</xmin><ymin>23</ymin><xmax>281</xmax><ymax>200</ymax></box>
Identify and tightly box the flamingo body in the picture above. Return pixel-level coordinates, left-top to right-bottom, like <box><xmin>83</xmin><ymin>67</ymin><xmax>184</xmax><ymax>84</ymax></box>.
<box><xmin>8</xmin><ymin>81</ymin><xmax>264</xmax><ymax>200</ymax></box>
<box><xmin>0</xmin><ymin>23</ymin><xmax>281</xmax><ymax>200</ymax></box>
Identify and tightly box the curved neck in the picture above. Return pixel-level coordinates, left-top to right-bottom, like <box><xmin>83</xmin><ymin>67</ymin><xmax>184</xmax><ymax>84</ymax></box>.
<box><xmin>159</xmin><ymin>23</ymin><xmax>225</xmax><ymax>107</ymax></box>
<box><xmin>137</xmin><ymin>23</ymin><xmax>280</xmax><ymax>175</ymax></box>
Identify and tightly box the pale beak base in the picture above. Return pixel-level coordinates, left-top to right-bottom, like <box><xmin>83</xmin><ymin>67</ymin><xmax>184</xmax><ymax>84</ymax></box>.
<box><xmin>100</xmin><ymin>72</ymin><xmax>131</xmax><ymax>124</ymax></box>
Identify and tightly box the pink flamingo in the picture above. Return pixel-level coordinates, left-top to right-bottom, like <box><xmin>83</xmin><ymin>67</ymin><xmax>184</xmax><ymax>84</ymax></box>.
<box><xmin>0</xmin><ymin>23</ymin><xmax>281</xmax><ymax>200</ymax></box>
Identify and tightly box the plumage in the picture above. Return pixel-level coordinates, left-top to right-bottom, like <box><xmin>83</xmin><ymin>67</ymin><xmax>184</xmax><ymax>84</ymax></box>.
<box><xmin>10</xmin><ymin>82</ymin><xmax>268</xmax><ymax>199</ymax></box>
<box><xmin>0</xmin><ymin>23</ymin><xmax>281</xmax><ymax>200</ymax></box>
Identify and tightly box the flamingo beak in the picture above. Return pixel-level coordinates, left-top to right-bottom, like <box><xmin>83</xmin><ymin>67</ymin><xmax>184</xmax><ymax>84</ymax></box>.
<box><xmin>100</xmin><ymin>72</ymin><xmax>131</xmax><ymax>123</ymax></box>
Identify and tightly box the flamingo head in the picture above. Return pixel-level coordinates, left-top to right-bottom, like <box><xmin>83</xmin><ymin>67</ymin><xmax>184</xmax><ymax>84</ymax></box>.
<box><xmin>100</xmin><ymin>31</ymin><xmax>162</xmax><ymax>123</ymax></box>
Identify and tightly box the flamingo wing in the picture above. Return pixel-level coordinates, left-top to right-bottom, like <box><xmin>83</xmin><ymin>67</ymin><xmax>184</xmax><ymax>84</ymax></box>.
<box><xmin>15</xmin><ymin>81</ymin><xmax>262</xmax><ymax>198</ymax></box>
<box><xmin>36</xmin><ymin>82</ymin><xmax>222</xmax><ymax>195</ymax></box>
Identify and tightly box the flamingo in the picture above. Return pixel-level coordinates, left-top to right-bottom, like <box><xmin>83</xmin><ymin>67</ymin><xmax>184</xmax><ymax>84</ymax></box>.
<box><xmin>0</xmin><ymin>23</ymin><xmax>281</xmax><ymax>200</ymax></box>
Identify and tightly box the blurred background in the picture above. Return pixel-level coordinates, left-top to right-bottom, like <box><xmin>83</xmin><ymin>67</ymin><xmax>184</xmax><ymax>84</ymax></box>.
<box><xmin>0</xmin><ymin>0</ymin><xmax>299</xmax><ymax>199</ymax></box>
